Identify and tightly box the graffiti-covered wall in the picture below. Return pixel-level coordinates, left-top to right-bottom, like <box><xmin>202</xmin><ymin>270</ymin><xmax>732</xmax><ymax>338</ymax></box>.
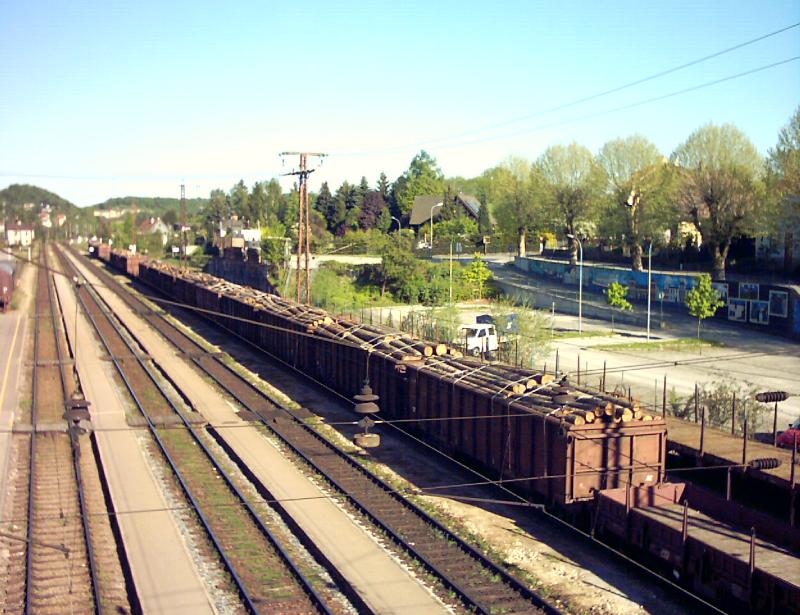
<box><xmin>514</xmin><ymin>257</ymin><xmax>799</xmax><ymax>339</ymax></box>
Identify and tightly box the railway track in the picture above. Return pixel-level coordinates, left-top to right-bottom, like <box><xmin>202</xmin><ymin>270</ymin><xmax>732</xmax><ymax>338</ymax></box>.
<box><xmin>56</xmin><ymin>246</ymin><xmax>346</xmax><ymax>615</ymax></box>
<box><xmin>0</xmin><ymin>247</ymin><xmax>131</xmax><ymax>614</ymax></box>
<box><xmin>66</xmin><ymin>248</ymin><xmax>562</xmax><ymax>614</ymax></box>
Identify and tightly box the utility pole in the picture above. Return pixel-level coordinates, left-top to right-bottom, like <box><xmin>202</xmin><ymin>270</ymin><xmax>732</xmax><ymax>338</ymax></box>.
<box><xmin>180</xmin><ymin>183</ymin><xmax>187</xmax><ymax>271</ymax></box>
<box><xmin>280</xmin><ymin>151</ymin><xmax>326</xmax><ymax>304</ymax></box>
<box><xmin>131</xmin><ymin>196</ymin><xmax>137</xmax><ymax>251</ymax></box>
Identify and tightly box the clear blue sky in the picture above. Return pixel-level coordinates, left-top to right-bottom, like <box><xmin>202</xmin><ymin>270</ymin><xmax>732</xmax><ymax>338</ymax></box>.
<box><xmin>1</xmin><ymin>0</ymin><xmax>798</xmax><ymax>206</ymax></box>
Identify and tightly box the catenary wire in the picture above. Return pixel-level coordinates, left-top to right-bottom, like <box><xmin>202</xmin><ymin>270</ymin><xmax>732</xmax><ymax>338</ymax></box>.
<box><xmin>334</xmin><ymin>22</ymin><xmax>800</xmax><ymax>156</ymax></box>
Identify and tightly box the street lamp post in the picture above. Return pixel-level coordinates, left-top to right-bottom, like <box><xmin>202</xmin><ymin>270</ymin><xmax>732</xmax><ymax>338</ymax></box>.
<box><xmin>567</xmin><ymin>234</ymin><xmax>583</xmax><ymax>335</ymax></box>
<box><xmin>646</xmin><ymin>240</ymin><xmax>653</xmax><ymax>340</ymax></box>
<box><xmin>391</xmin><ymin>216</ymin><xmax>401</xmax><ymax>235</ymax></box>
<box><xmin>430</xmin><ymin>203</ymin><xmax>442</xmax><ymax>255</ymax></box>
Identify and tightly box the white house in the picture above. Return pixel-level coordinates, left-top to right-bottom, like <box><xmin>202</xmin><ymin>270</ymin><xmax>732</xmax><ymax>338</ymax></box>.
<box><xmin>5</xmin><ymin>222</ymin><xmax>35</xmax><ymax>247</ymax></box>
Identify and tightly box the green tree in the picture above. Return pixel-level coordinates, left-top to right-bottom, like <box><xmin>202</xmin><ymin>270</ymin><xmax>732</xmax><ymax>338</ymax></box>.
<box><xmin>229</xmin><ymin>180</ymin><xmax>250</xmax><ymax>222</ymax></box>
<box><xmin>248</xmin><ymin>181</ymin><xmax>267</xmax><ymax>225</ymax></box>
<box><xmin>672</xmin><ymin>123</ymin><xmax>764</xmax><ymax>279</ymax></box>
<box><xmin>377</xmin><ymin>172</ymin><xmax>390</xmax><ymax>199</ymax></box>
<box><xmin>766</xmin><ymin>107</ymin><xmax>800</xmax><ymax>256</ymax></box>
<box><xmin>379</xmin><ymin>238</ymin><xmax>422</xmax><ymax>299</ymax></box>
<box><xmin>605</xmin><ymin>281</ymin><xmax>632</xmax><ymax>331</ymax></box>
<box><xmin>162</xmin><ymin>209</ymin><xmax>178</xmax><ymax>227</ymax></box>
<box><xmin>264</xmin><ymin>178</ymin><xmax>284</xmax><ymax>225</ymax></box>
<box><xmin>597</xmin><ymin>136</ymin><xmax>675</xmax><ymax>270</ymax></box>
<box><xmin>490</xmin><ymin>157</ymin><xmax>545</xmax><ymax>256</ymax></box>
<box><xmin>314</xmin><ymin>181</ymin><xmax>335</xmax><ymax>230</ymax></box>
<box><xmin>464</xmin><ymin>252</ymin><xmax>492</xmax><ymax>299</ymax></box>
<box><xmin>203</xmin><ymin>188</ymin><xmax>229</xmax><ymax>238</ymax></box>
<box><xmin>538</xmin><ymin>143</ymin><xmax>605</xmax><ymax>263</ymax></box>
<box><xmin>685</xmin><ymin>273</ymin><xmax>724</xmax><ymax>338</ymax></box>
<box><xmin>393</xmin><ymin>150</ymin><xmax>446</xmax><ymax>216</ymax></box>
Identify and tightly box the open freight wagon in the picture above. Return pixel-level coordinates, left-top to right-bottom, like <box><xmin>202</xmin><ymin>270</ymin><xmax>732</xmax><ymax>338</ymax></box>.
<box><xmin>135</xmin><ymin>256</ymin><xmax>669</xmax><ymax>510</ymax></box>
<box><xmin>595</xmin><ymin>483</ymin><xmax>800</xmax><ymax>614</ymax></box>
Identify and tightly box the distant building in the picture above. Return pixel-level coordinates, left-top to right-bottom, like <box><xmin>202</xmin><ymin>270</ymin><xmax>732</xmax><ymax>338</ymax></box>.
<box><xmin>93</xmin><ymin>208</ymin><xmax>127</xmax><ymax>220</ymax></box>
<box><xmin>217</xmin><ymin>216</ymin><xmax>261</xmax><ymax>245</ymax></box>
<box><xmin>138</xmin><ymin>216</ymin><xmax>171</xmax><ymax>245</ymax></box>
<box><xmin>409</xmin><ymin>192</ymin><xmax>488</xmax><ymax>227</ymax></box>
<box><xmin>5</xmin><ymin>222</ymin><xmax>35</xmax><ymax>247</ymax></box>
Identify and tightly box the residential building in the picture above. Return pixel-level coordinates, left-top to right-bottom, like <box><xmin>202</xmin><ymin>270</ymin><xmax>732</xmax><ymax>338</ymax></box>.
<box><xmin>5</xmin><ymin>222</ymin><xmax>35</xmax><ymax>247</ymax></box>
<box><xmin>138</xmin><ymin>216</ymin><xmax>171</xmax><ymax>245</ymax></box>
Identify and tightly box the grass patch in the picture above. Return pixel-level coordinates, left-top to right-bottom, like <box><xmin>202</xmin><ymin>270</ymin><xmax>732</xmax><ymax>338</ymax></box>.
<box><xmin>593</xmin><ymin>337</ymin><xmax>726</xmax><ymax>352</ymax></box>
<box><xmin>551</xmin><ymin>328</ymin><xmax>613</xmax><ymax>339</ymax></box>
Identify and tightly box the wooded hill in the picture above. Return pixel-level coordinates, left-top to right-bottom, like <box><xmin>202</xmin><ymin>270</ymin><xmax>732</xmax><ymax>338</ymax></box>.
<box><xmin>0</xmin><ymin>184</ymin><xmax>78</xmax><ymax>224</ymax></box>
<box><xmin>91</xmin><ymin>196</ymin><xmax>208</xmax><ymax>218</ymax></box>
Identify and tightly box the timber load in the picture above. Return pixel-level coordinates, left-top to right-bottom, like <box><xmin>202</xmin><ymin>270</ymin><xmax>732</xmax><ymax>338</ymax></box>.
<box><xmin>111</xmin><ymin>253</ymin><xmax>668</xmax><ymax>505</ymax></box>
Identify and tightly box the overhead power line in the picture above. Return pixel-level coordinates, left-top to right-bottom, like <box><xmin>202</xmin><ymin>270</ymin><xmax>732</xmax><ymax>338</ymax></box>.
<box><xmin>441</xmin><ymin>55</ymin><xmax>800</xmax><ymax>149</ymax></box>
<box><xmin>335</xmin><ymin>22</ymin><xmax>800</xmax><ymax>156</ymax></box>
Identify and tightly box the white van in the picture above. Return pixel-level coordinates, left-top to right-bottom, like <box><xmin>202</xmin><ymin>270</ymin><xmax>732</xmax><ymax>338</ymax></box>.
<box><xmin>458</xmin><ymin>324</ymin><xmax>499</xmax><ymax>356</ymax></box>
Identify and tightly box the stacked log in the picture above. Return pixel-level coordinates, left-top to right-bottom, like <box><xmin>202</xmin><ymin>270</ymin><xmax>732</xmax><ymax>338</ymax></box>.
<box><xmin>140</xmin><ymin>256</ymin><xmax>659</xmax><ymax>426</ymax></box>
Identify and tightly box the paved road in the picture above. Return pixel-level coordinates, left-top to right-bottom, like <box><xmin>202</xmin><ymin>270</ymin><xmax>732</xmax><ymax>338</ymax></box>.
<box><xmin>0</xmin><ymin>259</ymin><xmax>30</xmax><ymax>517</ymax></box>
<box><xmin>490</xmin><ymin>262</ymin><xmax>800</xmax><ymax>430</ymax></box>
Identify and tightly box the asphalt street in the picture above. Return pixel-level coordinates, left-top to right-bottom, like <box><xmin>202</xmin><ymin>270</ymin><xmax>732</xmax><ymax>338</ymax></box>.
<box><xmin>488</xmin><ymin>260</ymin><xmax>800</xmax><ymax>431</ymax></box>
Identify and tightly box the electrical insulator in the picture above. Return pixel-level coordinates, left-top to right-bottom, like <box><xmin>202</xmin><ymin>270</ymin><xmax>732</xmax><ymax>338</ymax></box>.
<box><xmin>754</xmin><ymin>391</ymin><xmax>789</xmax><ymax>403</ymax></box>
<box><xmin>353</xmin><ymin>382</ymin><xmax>380</xmax><ymax>415</ymax></box>
<box><xmin>353</xmin><ymin>381</ymin><xmax>380</xmax><ymax>448</ymax></box>
<box><xmin>748</xmin><ymin>458</ymin><xmax>781</xmax><ymax>470</ymax></box>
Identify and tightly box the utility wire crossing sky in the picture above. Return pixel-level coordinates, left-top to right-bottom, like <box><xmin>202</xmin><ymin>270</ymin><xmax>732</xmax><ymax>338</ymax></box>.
<box><xmin>1</xmin><ymin>1</ymin><xmax>798</xmax><ymax>205</ymax></box>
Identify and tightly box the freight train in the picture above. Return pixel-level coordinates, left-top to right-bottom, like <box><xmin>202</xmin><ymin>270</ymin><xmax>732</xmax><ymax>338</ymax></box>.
<box><xmin>88</xmin><ymin>244</ymin><xmax>799</xmax><ymax>614</ymax></box>
<box><xmin>0</xmin><ymin>258</ymin><xmax>17</xmax><ymax>311</ymax></box>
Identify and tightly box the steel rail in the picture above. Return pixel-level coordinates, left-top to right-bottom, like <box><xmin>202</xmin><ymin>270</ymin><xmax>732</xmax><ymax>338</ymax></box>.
<box><xmin>25</xmin><ymin>251</ymin><xmax>42</xmax><ymax>615</ymax></box>
<box><xmin>45</xmin><ymin>246</ymin><xmax>104</xmax><ymax>614</ymax></box>
<box><xmin>71</xmin><ymin>246</ymin><xmax>561</xmax><ymax>615</ymax></box>
<box><xmin>56</xmin><ymin>246</ymin><xmax>337</xmax><ymax>615</ymax></box>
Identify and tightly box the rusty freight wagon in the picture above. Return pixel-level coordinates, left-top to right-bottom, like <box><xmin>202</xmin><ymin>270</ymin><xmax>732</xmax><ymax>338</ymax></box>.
<box><xmin>131</xmin><ymin>257</ymin><xmax>668</xmax><ymax>508</ymax></box>
<box><xmin>0</xmin><ymin>260</ymin><xmax>16</xmax><ymax>311</ymax></box>
<box><xmin>109</xmin><ymin>249</ymin><xmax>141</xmax><ymax>277</ymax></box>
<box><xmin>594</xmin><ymin>483</ymin><xmax>800</xmax><ymax>614</ymax></box>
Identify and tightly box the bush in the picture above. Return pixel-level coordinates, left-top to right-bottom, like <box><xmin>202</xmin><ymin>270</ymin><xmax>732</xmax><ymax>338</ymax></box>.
<box><xmin>681</xmin><ymin>379</ymin><xmax>770</xmax><ymax>436</ymax></box>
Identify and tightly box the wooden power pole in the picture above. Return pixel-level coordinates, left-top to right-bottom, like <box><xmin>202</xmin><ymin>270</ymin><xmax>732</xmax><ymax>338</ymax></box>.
<box><xmin>280</xmin><ymin>152</ymin><xmax>326</xmax><ymax>304</ymax></box>
<box><xmin>131</xmin><ymin>196</ymin><xmax>137</xmax><ymax>251</ymax></box>
<box><xmin>180</xmin><ymin>183</ymin><xmax>187</xmax><ymax>271</ymax></box>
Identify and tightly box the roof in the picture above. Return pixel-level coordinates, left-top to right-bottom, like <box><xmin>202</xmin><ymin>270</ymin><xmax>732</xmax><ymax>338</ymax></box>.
<box><xmin>409</xmin><ymin>195</ymin><xmax>444</xmax><ymax>225</ymax></box>
<box><xmin>6</xmin><ymin>223</ymin><xmax>35</xmax><ymax>231</ymax></box>
<box><xmin>409</xmin><ymin>192</ymin><xmax>488</xmax><ymax>226</ymax></box>
<box><xmin>138</xmin><ymin>217</ymin><xmax>168</xmax><ymax>233</ymax></box>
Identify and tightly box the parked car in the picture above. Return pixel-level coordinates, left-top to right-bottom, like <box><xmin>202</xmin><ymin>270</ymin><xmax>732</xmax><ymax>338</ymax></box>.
<box><xmin>777</xmin><ymin>417</ymin><xmax>800</xmax><ymax>449</ymax></box>
<box><xmin>458</xmin><ymin>323</ymin><xmax>498</xmax><ymax>357</ymax></box>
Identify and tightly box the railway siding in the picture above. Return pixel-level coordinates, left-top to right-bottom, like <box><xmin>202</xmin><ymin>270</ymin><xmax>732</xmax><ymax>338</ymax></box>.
<box><xmin>58</xmin><ymin>246</ymin><xmax>350</xmax><ymax>615</ymax></box>
<box><xmin>51</xmin><ymin>261</ymin><xmax>217</xmax><ymax>614</ymax></box>
<box><xmin>66</xmin><ymin>246</ymin><xmax>453</xmax><ymax>614</ymax></box>
<box><xmin>70</xmin><ymin>245</ymin><xmax>560</xmax><ymax>614</ymax></box>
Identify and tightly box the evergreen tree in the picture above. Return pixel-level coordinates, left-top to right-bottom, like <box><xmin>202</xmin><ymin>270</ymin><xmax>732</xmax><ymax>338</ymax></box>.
<box><xmin>356</xmin><ymin>176</ymin><xmax>370</xmax><ymax>209</ymax></box>
<box><xmin>359</xmin><ymin>190</ymin><xmax>387</xmax><ymax>229</ymax></box>
<box><xmin>264</xmin><ymin>178</ymin><xmax>284</xmax><ymax>225</ymax></box>
<box><xmin>249</xmin><ymin>181</ymin><xmax>267</xmax><ymax>225</ymax></box>
<box><xmin>377</xmin><ymin>172</ymin><xmax>390</xmax><ymax>199</ymax></box>
<box><xmin>229</xmin><ymin>180</ymin><xmax>250</xmax><ymax>222</ymax></box>
<box><xmin>314</xmin><ymin>181</ymin><xmax>334</xmax><ymax>223</ymax></box>
<box><xmin>331</xmin><ymin>181</ymin><xmax>353</xmax><ymax>235</ymax></box>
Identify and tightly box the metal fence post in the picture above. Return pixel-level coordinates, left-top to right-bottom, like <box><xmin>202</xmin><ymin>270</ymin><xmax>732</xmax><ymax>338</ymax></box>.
<box><xmin>731</xmin><ymin>392</ymin><xmax>737</xmax><ymax>436</ymax></box>
<box><xmin>773</xmin><ymin>402</ymin><xmax>779</xmax><ymax>447</ymax></box>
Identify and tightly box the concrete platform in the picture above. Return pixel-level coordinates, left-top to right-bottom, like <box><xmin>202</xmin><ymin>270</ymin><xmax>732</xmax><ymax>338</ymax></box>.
<box><xmin>52</xmin><ymin>267</ymin><xmax>215</xmax><ymax>615</ymax></box>
<box><xmin>70</xmin><ymin>252</ymin><xmax>448</xmax><ymax>614</ymax></box>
